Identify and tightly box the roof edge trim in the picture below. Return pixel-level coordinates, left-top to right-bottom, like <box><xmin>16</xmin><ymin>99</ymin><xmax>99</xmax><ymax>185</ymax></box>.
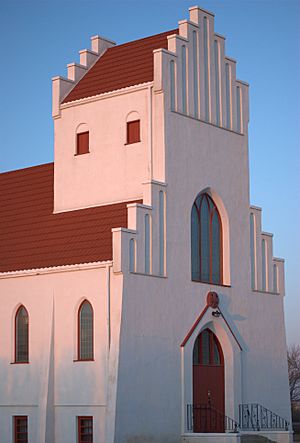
<box><xmin>60</xmin><ymin>81</ymin><xmax>153</xmax><ymax>109</ymax></box>
<box><xmin>0</xmin><ymin>260</ymin><xmax>113</xmax><ymax>279</ymax></box>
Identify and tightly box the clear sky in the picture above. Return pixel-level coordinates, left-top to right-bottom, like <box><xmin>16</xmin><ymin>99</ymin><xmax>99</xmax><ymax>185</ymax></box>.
<box><xmin>0</xmin><ymin>0</ymin><xmax>299</xmax><ymax>345</ymax></box>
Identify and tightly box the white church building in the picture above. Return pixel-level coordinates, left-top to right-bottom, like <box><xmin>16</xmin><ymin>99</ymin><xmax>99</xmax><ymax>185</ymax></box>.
<box><xmin>0</xmin><ymin>5</ymin><xmax>292</xmax><ymax>443</ymax></box>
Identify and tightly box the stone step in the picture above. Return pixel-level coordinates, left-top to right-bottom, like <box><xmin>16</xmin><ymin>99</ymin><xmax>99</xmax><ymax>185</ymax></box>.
<box><xmin>241</xmin><ymin>435</ymin><xmax>276</xmax><ymax>443</ymax></box>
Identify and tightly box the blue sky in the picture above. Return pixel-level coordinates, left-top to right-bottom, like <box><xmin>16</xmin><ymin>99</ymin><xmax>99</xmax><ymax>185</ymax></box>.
<box><xmin>0</xmin><ymin>0</ymin><xmax>299</xmax><ymax>344</ymax></box>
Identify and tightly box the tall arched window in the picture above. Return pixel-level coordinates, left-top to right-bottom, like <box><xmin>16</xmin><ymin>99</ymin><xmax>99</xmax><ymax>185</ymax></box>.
<box><xmin>78</xmin><ymin>300</ymin><xmax>94</xmax><ymax>361</ymax></box>
<box><xmin>191</xmin><ymin>193</ymin><xmax>222</xmax><ymax>284</ymax></box>
<box><xmin>15</xmin><ymin>306</ymin><xmax>29</xmax><ymax>363</ymax></box>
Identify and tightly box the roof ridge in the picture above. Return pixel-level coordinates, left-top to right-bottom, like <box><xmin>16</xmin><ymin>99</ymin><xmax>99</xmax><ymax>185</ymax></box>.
<box><xmin>113</xmin><ymin>28</ymin><xmax>178</xmax><ymax>49</ymax></box>
<box><xmin>62</xmin><ymin>28</ymin><xmax>179</xmax><ymax>104</ymax></box>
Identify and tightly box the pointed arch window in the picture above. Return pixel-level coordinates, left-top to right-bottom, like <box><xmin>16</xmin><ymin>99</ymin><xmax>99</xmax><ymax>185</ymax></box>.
<box><xmin>193</xmin><ymin>329</ymin><xmax>223</xmax><ymax>366</ymax></box>
<box><xmin>15</xmin><ymin>306</ymin><xmax>29</xmax><ymax>363</ymax></box>
<box><xmin>191</xmin><ymin>193</ymin><xmax>222</xmax><ymax>284</ymax></box>
<box><xmin>78</xmin><ymin>300</ymin><xmax>94</xmax><ymax>361</ymax></box>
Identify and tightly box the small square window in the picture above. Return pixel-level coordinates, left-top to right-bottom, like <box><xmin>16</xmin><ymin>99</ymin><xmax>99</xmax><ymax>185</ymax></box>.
<box><xmin>14</xmin><ymin>416</ymin><xmax>28</xmax><ymax>443</ymax></box>
<box><xmin>78</xmin><ymin>416</ymin><xmax>93</xmax><ymax>443</ymax></box>
<box><xmin>77</xmin><ymin>131</ymin><xmax>89</xmax><ymax>155</ymax></box>
<box><xmin>126</xmin><ymin>120</ymin><xmax>140</xmax><ymax>144</ymax></box>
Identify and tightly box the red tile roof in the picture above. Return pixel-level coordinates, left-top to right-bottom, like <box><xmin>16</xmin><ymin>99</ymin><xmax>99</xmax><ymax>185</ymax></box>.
<box><xmin>62</xmin><ymin>29</ymin><xmax>178</xmax><ymax>103</ymax></box>
<box><xmin>0</xmin><ymin>163</ymin><xmax>140</xmax><ymax>272</ymax></box>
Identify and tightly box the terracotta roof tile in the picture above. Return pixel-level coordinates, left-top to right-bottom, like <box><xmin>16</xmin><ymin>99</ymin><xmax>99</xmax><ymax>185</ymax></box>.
<box><xmin>0</xmin><ymin>163</ymin><xmax>140</xmax><ymax>272</ymax></box>
<box><xmin>62</xmin><ymin>29</ymin><xmax>178</xmax><ymax>103</ymax></box>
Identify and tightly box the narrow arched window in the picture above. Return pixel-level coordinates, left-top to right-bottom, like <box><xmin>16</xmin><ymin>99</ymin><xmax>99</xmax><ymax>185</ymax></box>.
<box><xmin>250</xmin><ymin>213</ymin><xmax>256</xmax><ymax>289</ymax></box>
<box><xmin>129</xmin><ymin>238</ymin><xmax>136</xmax><ymax>273</ymax></box>
<box><xmin>78</xmin><ymin>300</ymin><xmax>94</xmax><ymax>361</ymax></box>
<box><xmin>191</xmin><ymin>193</ymin><xmax>222</xmax><ymax>284</ymax></box>
<box><xmin>145</xmin><ymin>214</ymin><xmax>151</xmax><ymax>274</ymax></box>
<box><xmin>170</xmin><ymin>60</ymin><xmax>175</xmax><ymax>111</ymax></box>
<box><xmin>236</xmin><ymin>85</ymin><xmax>242</xmax><ymax>133</ymax></box>
<box><xmin>225</xmin><ymin>63</ymin><xmax>231</xmax><ymax>129</ymax></box>
<box><xmin>262</xmin><ymin>239</ymin><xmax>267</xmax><ymax>291</ymax></box>
<box><xmin>182</xmin><ymin>45</ymin><xmax>187</xmax><ymax>114</ymax></box>
<box><xmin>192</xmin><ymin>31</ymin><xmax>199</xmax><ymax>118</ymax></box>
<box><xmin>203</xmin><ymin>17</ymin><xmax>210</xmax><ymax>121</ymax></box>
<box><xmin>159</xmin><ymin>191</ymin><xmax>165</xmax><ymax>276</ymax></box>
<box><xmin>273</xmin><ymin>263</ymin><xmax>278</xmax><ymax>293</ymax></box>
<box><xmin>15</xmin><ymin>306</ymin><xmax>29</xmax><ymax>363</ymax></box>
<box><xmin>214</xmin><ymin>40</ymin><xmax>221</xmax><ymax>126</ymax></box>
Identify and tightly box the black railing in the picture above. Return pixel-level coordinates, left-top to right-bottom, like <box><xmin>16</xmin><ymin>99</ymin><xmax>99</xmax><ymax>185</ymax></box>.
<box><xmin>187</xmin><ymin>404</ymin><xmax>239</xmax><ymax>433</ymax></box>
<box><xmin>239</xmin><ymin>403</ymin><xmax>289</xmax><ymax>431</ymax></box>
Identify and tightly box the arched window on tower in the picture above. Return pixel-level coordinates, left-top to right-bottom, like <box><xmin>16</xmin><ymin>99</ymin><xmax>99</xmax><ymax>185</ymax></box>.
<box><xmin>191</xmin><ymin>193</ymin><xmax>222</xmax><ymax>284</ymax></box>
<box><xmin>15</xmin><ymin>306</ymin><xmax>29</xmax><ymax>363</ymax></box>
<box><xmin>78</xmin><ymin>300</ymin><xmax>94</xmax><ymax>361</ymax></box>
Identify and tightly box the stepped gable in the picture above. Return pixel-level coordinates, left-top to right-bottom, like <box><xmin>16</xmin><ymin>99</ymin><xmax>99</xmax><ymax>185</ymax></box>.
<box><xmin>62</xmin><ymin>29</ymin><xmax>179</xmax><ymax>103</ymax></box>
<box><xmin>0</xmin><ymin>163</ymin><xmax>140</xmax><ymax>272</ymax></box>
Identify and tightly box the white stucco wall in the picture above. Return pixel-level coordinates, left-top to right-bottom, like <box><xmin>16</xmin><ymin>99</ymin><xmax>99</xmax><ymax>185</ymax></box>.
<box><xmin>54</xmin><ymin>86</ymin><xmax>150</xmax><ymax>213</ymax></box>
<box><xmin>0</xmin><ymin>265</ymin><xmax>113</xmax><ymax>443</ymax></box>
<box><xmin>111</xmin><ymin>7</ymin><xmax>291</xmax><ymax>441</ymax></box>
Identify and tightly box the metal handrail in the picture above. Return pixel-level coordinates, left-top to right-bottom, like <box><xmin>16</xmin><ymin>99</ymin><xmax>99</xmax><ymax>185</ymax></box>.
<box><xmin>239</xmin><ymin>403</ymin><xmax>289</xmax><ymax>431</ymax></box>
<box><xmin>187</xmin><ymin>403</ymin><xmax>239</xmax><ymax>433</ymax></box>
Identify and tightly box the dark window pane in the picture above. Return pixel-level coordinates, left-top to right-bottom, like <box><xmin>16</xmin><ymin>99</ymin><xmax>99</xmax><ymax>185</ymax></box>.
<box><xmin>201</xmin><ymin>330</ymin><xmax>210</xmax><ymax>365</ymax></box>
<box><xmin>77</xmin><ymin>132</ymin><xmax>89</xmax><ymax>155</ymax></box>
<box><xmin>191</xmin><ymin>204</ymin><xmax>200</xmax><ymax>280</ymax></box>
<box><xmin>79</xmin><ymin>302</ymin><xmax>93</xmax><ymax>360</ymax></box>
<box><xmin>14</xmin><ymin>417</ymin><xmax>28</xmax><ymax>443</ymax></box>
<box><xmin>127</xmin><ymin>120</ymin><xmax>140</xmax><ymax>144</ymax></box>
<box><xmin>200</xmin><ymin>197</ymin><xmax>210</xmax><ymax>282</ymax></box>
<box><xmin>211</xmin><ymin>210</ymin><xmax>221</xmax><ymax>284</ymax></box>
<box><xmin>16</xmin><ymin>307</ymin><xmax>28</xmax><ymax>363</ymax></box>
<box><xmin>195</xmin><ymin>195</ymin><xmax>201</xmax><ymax>210</ymax></box>
<box><xmin>213</xmin><ymin>338</ymin><xmax>221</xmax><ymax>365</ymax></box>
<box><xmin>78</xmin><ymin>417</ymin><xmax>93</xmax><ymax>443</ymax></box>
<box><xmin>193</xmin><ymin>336</ymin><xmax>199</xmax><ymax>364</ymax></box>
<box><xmin>193</xmin><ymin>330</ymin><xmax>223</xmax><ymax>369</ymax></box>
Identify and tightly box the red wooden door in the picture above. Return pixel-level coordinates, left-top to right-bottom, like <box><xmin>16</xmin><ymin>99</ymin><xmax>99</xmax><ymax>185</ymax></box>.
<box><xmin>193</xmin><ymin>329</ymin><xmax>225</xmax><ymax>432</ymax></box>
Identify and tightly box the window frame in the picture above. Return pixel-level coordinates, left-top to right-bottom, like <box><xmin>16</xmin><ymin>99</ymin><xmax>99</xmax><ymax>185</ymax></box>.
<box><xmin>191</xmin><ymin>193</ymin><xmax>223</xmax><ymax>284</ymax></box>
<box><xmin>77</xmin><ymin>300</ymin><xmax>94</xmax><ymax>361</ymax></box>
<box><xmin>14</xmin><ymin>415</ymin><xmax>28</xmax><ymax>443</ymax></box>
<box><xmin>126</xmin><ymin>120</ymin><xmax>141</xmax><ymax>145</ymax></box>
<box><xmin>76</xmin><ymin>131</ymin><xmax>90</xmax><ymax>155</ymax></box>
<box><xmin>14</xmin><ymin>305</ymin><xmax>29</xmax><ymax>364</ymax></box>
<box><xmin>77</xmin><ymin>416</ymin><xmax>93</xmax><ymax>443</ymax></box>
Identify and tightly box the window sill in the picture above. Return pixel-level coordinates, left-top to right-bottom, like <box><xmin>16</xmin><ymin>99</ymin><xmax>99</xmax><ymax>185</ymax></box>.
<box><xmin>193</xmin><ymin>363</ymin><xmax>223</xmax><ymax>367</ymax></box>
<box><xmin>10</xmin><ymin>361</ymin><xmax>29</xmax><ymax>365</ymax></box>
<box><xmin>73</xmin><ymin>359</ymin><xmax>95</xmax><ymax>362</ymax></box>
<box><xmin>252</xmin><ymin>289</ymin><xmax>280</xmax><ymax>296</ymax></box>
<box><xmin>74</xmin><ymin>151</ymin><xmax>90</xmax><ymax>156</ymax></box>
<box><xmin>124</xmin><ymin>140</ymin><xmax>141</xmax><ymax>146</ymax></box>
<box><xmin>191</xmin><ymin>279</ymin><xmax>231</xmax><ymax>288</ymax></box>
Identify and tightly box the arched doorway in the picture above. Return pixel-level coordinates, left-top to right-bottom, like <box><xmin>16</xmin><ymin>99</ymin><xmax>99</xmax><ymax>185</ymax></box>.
<box><xmin>193</xmin><ymin>328</ymin><xmax>225</xmax><ymax>432</ymax></box>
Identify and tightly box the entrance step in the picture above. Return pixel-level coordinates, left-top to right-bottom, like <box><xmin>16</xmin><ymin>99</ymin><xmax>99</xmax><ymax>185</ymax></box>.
<box><xmin>241</xmin><ymin>435</ymin><xmax>276</xmax><ymax>443</ymax></box>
